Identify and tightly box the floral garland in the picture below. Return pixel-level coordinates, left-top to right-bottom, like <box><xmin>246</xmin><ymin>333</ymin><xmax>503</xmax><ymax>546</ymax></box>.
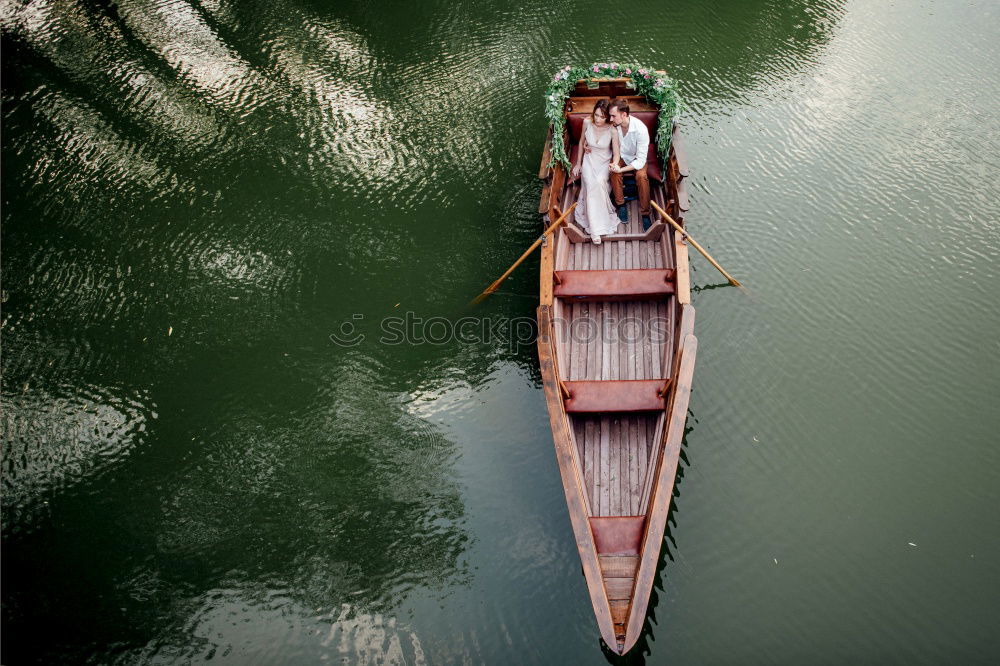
<box><xmin>545</xmin><ymin>63</ymin><xmax>683</xmax><ymax>172</ymax></box>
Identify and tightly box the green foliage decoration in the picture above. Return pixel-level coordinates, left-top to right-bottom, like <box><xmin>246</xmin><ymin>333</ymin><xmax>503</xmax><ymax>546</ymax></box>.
<box><xmin>545</xmin><ymin>63</ymin><xmax>683</xmax><ymax>172</ymax></box>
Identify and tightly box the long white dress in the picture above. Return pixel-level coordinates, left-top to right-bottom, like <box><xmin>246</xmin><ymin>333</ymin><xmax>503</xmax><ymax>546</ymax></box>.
<box><xmin>575</xmin><ymin>120</ymin><xmax>619</xmax><ymax>237</ymax></box>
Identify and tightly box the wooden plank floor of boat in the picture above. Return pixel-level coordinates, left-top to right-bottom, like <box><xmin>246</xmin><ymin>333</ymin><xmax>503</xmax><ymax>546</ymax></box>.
<box><xmin>554</xmin><ymin>197</ymin><xmax>677</xmax><ymax>641</ymax></box>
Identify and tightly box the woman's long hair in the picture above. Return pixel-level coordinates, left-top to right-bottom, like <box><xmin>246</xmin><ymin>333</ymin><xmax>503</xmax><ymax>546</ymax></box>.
<box><xmin>591</xmin><ymin>98</ymin><xmax>611</xmax><ymax>124</ymax></box>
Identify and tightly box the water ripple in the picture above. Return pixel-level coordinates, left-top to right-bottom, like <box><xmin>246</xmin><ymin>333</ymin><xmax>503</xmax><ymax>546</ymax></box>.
<box><xmin>1</xmin><ymin>382</ymin><xmax>154</xmax><ymax>532</ymax></box>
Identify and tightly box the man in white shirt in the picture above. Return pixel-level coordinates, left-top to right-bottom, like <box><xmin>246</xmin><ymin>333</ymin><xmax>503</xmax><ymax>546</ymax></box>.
<box><xmin>608</xmin><ymin>99</ymin><xmax>652</xmax><ymax>230</ymax></box>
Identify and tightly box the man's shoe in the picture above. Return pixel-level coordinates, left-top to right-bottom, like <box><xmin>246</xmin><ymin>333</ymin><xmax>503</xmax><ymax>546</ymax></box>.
<box><xmin>616</xmin><ymin>205</ymin><xmax>628</xmax><ymax>222</ymax></box>
<box><xmin>641</xmin><ymin>215</ymin><xmax>652</xmax><ymax>231</ymax></box>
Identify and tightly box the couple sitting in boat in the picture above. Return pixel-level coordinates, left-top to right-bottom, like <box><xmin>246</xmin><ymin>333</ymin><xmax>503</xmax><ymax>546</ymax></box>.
<box><xmin>571</xmin><ymin>98</ymin><xmax>652</xmax><ymax>244</ymax></box>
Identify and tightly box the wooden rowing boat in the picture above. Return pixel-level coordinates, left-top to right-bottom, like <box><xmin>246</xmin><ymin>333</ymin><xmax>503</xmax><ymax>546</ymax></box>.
<box><xmin>536</xmin><ymin>74</ymin><xmax>696</xmax><ymax>654</ymax></box>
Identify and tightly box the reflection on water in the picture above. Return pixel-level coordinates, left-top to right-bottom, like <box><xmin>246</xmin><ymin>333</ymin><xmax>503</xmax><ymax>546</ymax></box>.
<box><xmin>4</xmin><ymin>0</ymin><xmax>999</xmax><ymax>662</ymax></box>
<box><xmin>124</xmin><ymin>595</ymin><xmax>428</xmax><ymax>664</ymax></box>
<box><xmin>119</xmin><ymin>0</ymin><xmax>273</xmax><ymax>115</ymax></box>
<box><xmin>1</xmin><ymin>383</ymin><xmax>153</xmax><ymax>531</ymax></box>
<box><xmin>2</xmin><ymin>348</ymin><xmax>471</xmax><ymax>663</ymax></box>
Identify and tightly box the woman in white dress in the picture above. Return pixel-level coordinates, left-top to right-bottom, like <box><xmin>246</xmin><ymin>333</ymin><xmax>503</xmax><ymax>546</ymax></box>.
<box><xmin>571</xmin><ymin>99</ymin><xmax>622</xmax><ymax>244</ymax></box>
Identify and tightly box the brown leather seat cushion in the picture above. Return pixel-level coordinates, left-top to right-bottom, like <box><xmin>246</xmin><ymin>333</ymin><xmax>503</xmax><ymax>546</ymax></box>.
<box><xmin>569</xmin><ymin>139</ymin><xmax>583</xmax><ymax>180</ymax></box>
<box><xmin>630</xmin><ymin>111</ymin><xmax>658</xmax><ymax>137</ymax></box>
<box><xmin>554</xmin><ymin>268</ymin><xmax>675</xmax><ymax>301</ymax></box>
<box><xmin>565</xmin><ymin>111</ymin><xmax>663</xmax><ymax>181</ymax></box>
<box><xmin>590</xmin><ymin>516</ymin><xmax>646</xmax><ymax>555</ymax></box>
<box><xmin>645</xmin><ymin>145</ymin><xmax>662</xmax><ymax>182</ymax></box>
<box><xmin>563</xmin><ymin>379</ymin><xmax>666</xmax><ymax>413</ymax></box>
<box><xmin>631</xmin><ymin>112</ymin><xmax>662</xmax><ymax>182</ymax></box>
<box><xmin>567</xmin><ymin>114</ymin><xmax>588</xmax><ymax>143</ymax></box>
<box><xmin>566</xmin><ymin>114</ymin><xmax>587</xmax><ymax>182</ymax></box>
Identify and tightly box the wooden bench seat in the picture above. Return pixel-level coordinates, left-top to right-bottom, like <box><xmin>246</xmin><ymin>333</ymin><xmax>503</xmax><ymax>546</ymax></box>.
<box><xmin>553</xmin><ymin>268</ymin><xmax>675</xmax><ymax>302</ymax></box>
<box><xmin>590</xmin><ymin>516</ymin><xmax>646</xmax><ymax>556</ymax></box>
<box><xmin>563</xmin><ymin>379</ymin><xmax>666</xmax><ymax>413</ymax></box>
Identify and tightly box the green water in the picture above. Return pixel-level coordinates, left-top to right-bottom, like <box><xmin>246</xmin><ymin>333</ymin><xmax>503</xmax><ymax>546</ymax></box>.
<box><xmin>3</xmin><ymin>0</ymin><xmax>999</xmax><ymax>662</ymax></box>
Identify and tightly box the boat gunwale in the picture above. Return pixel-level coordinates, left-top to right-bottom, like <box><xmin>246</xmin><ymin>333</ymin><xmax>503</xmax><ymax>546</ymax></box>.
<box><xmin>536</xmin><ymin>303</ymin><xmax>620</xmax><ymax>650</ymax></box>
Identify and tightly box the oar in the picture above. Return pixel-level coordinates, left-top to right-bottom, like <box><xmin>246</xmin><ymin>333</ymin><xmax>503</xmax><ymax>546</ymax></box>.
<box><xmin>650</xmin><ymin>200</ymin><xmax>745</xmax><ymax>290</ymax></box>
<box><xmin>471</xmin><ymin>202</ymin><xmax>577</xmax><ymax>305</ymax></box>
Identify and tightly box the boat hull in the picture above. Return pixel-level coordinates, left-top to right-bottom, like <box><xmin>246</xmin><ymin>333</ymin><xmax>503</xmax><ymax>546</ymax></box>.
<box><xmin>536</xmin><ymin>77</ymin><xmax>696</xmax><ymax>655</ymax></box>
